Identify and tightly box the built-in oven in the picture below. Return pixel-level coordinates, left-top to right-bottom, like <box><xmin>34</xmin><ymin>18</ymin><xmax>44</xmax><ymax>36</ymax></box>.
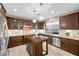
<box><xmin>52</xmin><ymin>32</ymin><xmax>60</xmax><ymax>48</ymax></box>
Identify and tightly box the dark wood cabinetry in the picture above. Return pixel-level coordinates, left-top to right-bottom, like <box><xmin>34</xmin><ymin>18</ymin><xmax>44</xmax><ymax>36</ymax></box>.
<box><xmin>60</xmin><ymin>37</ymin><xmax>79</xmax><ymax>55</ymax></box>
<box><xmin>6</xmin><ymin>17</ymin><xmax>24</xmax><ymax>29</ymax></box>
<box><xmin>25</xmin><ymin>35</ymin><xmax>48</xmax><ymax>56</ymax></box>
<box><xmin>8</xmin><ymin>36</ymin><xmax>24</xmax><ymax>48</ymax></box>
<box><xmin>6</xmin><ymin>16</ymin><xmax>33</xmax><ymax>31</ymax></box>
<box><xmin>37</xmin><ymin>22</ymin><xmax>45</xmax><ymax>29</ymax></box>
<box><xmin>47</xmin><ymin>36</ymin><xmax>52</xmax><ymax>45</ymax></box>
<box><xmin>59</xmin><ymin>12</ymin><xmax>79</xmax><ymax>29</ymax></box>
<box><xmin>60</xmin><ymin>38</ymin><xmax>69</xmax><ymax>51</ymax></box>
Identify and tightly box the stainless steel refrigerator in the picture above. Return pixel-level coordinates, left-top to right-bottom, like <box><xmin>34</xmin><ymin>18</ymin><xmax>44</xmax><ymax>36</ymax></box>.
<box><xmin>0</xmin><ymin>15</ymin><xmax>9</xmax><ymax>56</ymax></box>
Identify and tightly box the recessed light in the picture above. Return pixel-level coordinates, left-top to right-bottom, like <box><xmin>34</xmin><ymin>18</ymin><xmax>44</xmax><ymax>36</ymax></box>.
<box><xmin>49</xmin><ymin>18</ymin><xmax>53</xmax><ymax>21</ymax></box>
<box><xmin>13</xmin><ymin>9</ymin><xmax>18</xmax><ymax>12</ymax></box>
<box><xmin>51</xmin><ymin>10</ymin><xmax>55</xmax><ymax>14</ymax></box>
<box><xmin>33</xmin><ymin>19</ymin><xmax>36</xmax><ymax>23</ymax></box>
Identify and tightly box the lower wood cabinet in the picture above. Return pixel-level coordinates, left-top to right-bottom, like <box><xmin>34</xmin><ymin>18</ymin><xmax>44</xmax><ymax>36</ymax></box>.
<box><xmin>8</xmin><ymin>36</ymin><xmax>24</xmax><ymax>48</ymax></box>
<box><xmin>47</xmin><ymin>36</ymin><xmax>52</xmax><ymax>45</ymax></box>
<box><xmin>60</xmin><ymin>37</ymin><xmax>79</xmax><ymax>55</ymax></box>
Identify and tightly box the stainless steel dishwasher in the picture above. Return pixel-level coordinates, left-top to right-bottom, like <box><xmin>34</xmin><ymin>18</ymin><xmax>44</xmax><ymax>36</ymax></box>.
<box><xmin>52</xmin><ymin>32</ymin><xmax>60</xmax><ymax>48</ymax></box>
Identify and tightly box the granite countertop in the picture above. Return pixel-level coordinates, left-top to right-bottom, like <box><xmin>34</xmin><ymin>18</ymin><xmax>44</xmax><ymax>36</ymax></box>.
<box><xmin>59</xmin><ymin>36</ymin><xmax>79</xmax><ymax>41</ymax></box>
<box><xmin>8</xmin><ymin>33</ymin><xmax>79</xmax><ymax>41</ymax></box>
<box><xmin>39</xmin><ymin>33</ymin><xmax>79</xmax><ymax>41</ymax></box>
<box><xmin>24</xmin><ymin>35</ymin><xmax>47</xmax><ymax>43</ymax></box>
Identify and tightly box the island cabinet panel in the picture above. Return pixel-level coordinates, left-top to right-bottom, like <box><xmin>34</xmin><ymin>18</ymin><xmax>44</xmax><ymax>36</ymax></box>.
<box><xmin>8</xmin><ymin>36</ymin><xmax>24</xmax><ymax>48</ymax></box>
<box><xmin>25</xmin><ymin>35</ymin><xmax>48</xmax><ymax>56</ymax></box>
<box><xmin>60</xmin><ymin>38</ymin><xmax>79</xmax><ymax>55</ymax></box>
<box><xmin>59</xmin><ymin>12</ymin><xmax>79</xmax><ymax>29</ymax></box>
<box><xmin>26</xmin><ymin>42</ymin><xmax>42</xmax><ymax>56</ymax></box>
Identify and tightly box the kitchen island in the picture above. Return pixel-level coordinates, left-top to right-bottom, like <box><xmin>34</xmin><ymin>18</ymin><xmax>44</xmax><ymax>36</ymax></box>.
<box><xmin>24</xmin><ymin>35</ymin><xmax>48</xmax><ymax>56</ymax></box>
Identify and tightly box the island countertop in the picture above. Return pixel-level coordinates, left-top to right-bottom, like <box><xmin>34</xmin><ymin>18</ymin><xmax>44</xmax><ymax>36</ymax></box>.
<box><xmin>24</xmin><ymin>35</ymin><xmax>47</xmax><ymax>44</ymax></box>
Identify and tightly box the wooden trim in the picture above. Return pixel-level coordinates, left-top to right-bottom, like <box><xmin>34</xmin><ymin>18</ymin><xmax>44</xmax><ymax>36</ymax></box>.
<box><xmin>0</xmin><ymin>3</ymin><xmax>6</xmax><ymax>13</ymax></box>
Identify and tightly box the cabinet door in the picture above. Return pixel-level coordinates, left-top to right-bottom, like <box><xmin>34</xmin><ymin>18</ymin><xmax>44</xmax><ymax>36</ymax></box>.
<box><xmin>66</xmin><ymin>13</ymin><xmax>78</xmax><ymax>29</ymax></box>
<box><xmin>60</xmin><ymin>38</ymin><xmax>79</xmax><ymax>55</ymax></box>
<box><xmin>6</xmin><ymin>17</ymin><xmax>13</xmax><ymax>29</ymax></box>
<box><xmin>37</xmin><ymin>22</ymin><xmax>44</xmax><ymax>29</ymax></box>
<box><xmin>8</xmin><ymin>37</ymin><xmax>16</xmax><ymax>48</ymax></box>
<box><xmin>26</xmin><ymin>42</ymin><xmax>35</xmax><ymax>56</ymax></box>
<box><xmin>8</xmin><ymin>36</ymin><xmax>23</xmax><ymax>48</ymax></box>
<box><xmin>12</xmin><ymin>18</ymin><xmax>18</xmax><ymax>29</ymax></box>
<box><xmin>60</xmin><ymin>38</ymin><xmax>68</xmax><ymax>51</ymax></box>
<box><xmin>68</xmin><ymin>39</ymin><xmax>79</xmax><ymax>55</ymax></box>
<box><xmin>16</xmin><ymin>36</ymin><xmax>23</xmax><ymax>46</ymax></box>
<box><xmin>48</xmin><ymin>36</ymin><xmax>52</xmax><ymax>45</ymax></box>
<box><xmin>18</xmin><ymin>19</ymin><xmax>23</xmax><ymax>30</ymax></box>
<box><xmin>59</xmin><ymin>16</ymin><xmax>67</xmax><ymax>29</ymax></box>
<box><xmin>59</xmin><ymin>12</ymin><xmax>79</xmax><ymax>29</ymax></box>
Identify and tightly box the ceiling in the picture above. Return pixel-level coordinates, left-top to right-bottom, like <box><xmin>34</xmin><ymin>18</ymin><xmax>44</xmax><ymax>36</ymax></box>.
<box><xmin>3</xmin><ymin>3</ymin><xmax>79</xmax><ymax>21</ymax></box>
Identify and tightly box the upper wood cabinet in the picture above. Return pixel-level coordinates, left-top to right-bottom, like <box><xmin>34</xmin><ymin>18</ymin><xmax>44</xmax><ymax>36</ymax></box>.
<box><xmin>59</xmin><ymin>12</ymin><xmax>79</xmax><ymax>29</ymax></box>
<box><xmin>6</xmin><ymin>17</ymin><xmax>27</xmax><ymax>29</ymax></box>
<box><xmin>37</xmin><ymin>22</ymin><xmax>45</xmax><ymax>29</ymax></box>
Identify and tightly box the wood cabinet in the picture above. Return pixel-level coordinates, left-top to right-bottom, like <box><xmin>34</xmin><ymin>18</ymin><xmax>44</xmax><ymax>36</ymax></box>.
<box><xmin>47</xmin><ymin>36</ymin><xmax>52</xmax><ymax>45</ymax></box>
<box><xmin>60</xmin><ymin>38</ymin><xmax>68</xmax><ymax>51</ymax></box>
<box><xmin>6</xmin><ymin>17</ymin><xmax>25</xmax><ymax>29</ymax></box>
<box><xmin>60</xmin><ymin>37</ymin><xmax>79</xmax><ymax>55</ymax></box>
<box><xmin>37</xmin><ymin>22</ymin><xmax>45</xmax><ymax>29</ymax></box>
<box><xmin>6</xmin><ymin>17</ymin><xmax>33</xmax><ymax>30</ymax></box>
<box><xmin>59</xmin><ymin>12</ymin><xmax>79</xmax><ymax>29</ymax></box>
<box><xmin>8</xmin><ymin>36</ymin><xmax>24</xmax><ymax>48</ymax></box>
<box><xmin>25</xmin><ymin>35</ymin><xmax>48</xmax><ymax>56</ymax></box>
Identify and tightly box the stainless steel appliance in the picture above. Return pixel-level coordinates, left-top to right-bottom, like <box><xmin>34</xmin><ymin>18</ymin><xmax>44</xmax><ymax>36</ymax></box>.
<box><xmin>0</xmin><ymin>15</ymin><xmax>9</xmax><ymax>56</ymax></box>
<box><xmin>52</xmin><ymin>32</ymin><xmax>60</xmax><ymax>47</ymax></box>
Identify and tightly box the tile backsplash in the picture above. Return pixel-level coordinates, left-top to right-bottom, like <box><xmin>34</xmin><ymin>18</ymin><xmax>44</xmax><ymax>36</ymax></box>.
<box><xmin>73</xmin><ymin>30</ymin><xmax>79</xmax><ymax>38</ymax></box>
<box><xmin>8</xmin><ymin>30</ymin><xmax>23</xmax><ymax>37</ymax></box>
<box><xmin>59</xmin><ymin>30</ymin><xmax>79</xmax><ymax>38</ymax></box>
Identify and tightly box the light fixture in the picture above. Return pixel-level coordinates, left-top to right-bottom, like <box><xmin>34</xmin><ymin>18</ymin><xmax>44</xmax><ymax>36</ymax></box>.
<box><xmin>49</xmin><ymin>18</ymin><xmax>53</xmax><ymax>22</ymax></box>
<box><xmin>40</xmin><ymin>3</ymin><xmax>43</xmax><ymax>6</ymax></box>
<box><xmin>33</xmin><ymin>19</ymin><xmax>36</xmax><ymax>23</ymax></box>
<box><xmin>13</xmin><ymin>9</ymin><xmax>18</xmax><ymax>12</ymax></box>
<box><xmin>51</xmin><ymin>10</ymin><xmax>55</xmax><ymax>14</ymax></box>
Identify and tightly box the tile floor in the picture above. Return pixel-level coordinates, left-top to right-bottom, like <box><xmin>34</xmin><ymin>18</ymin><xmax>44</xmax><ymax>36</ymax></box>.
<box><xmin>8</xmin><ymin>44</ymin><xmax>75</xmax><ymax>56</ymax></box>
